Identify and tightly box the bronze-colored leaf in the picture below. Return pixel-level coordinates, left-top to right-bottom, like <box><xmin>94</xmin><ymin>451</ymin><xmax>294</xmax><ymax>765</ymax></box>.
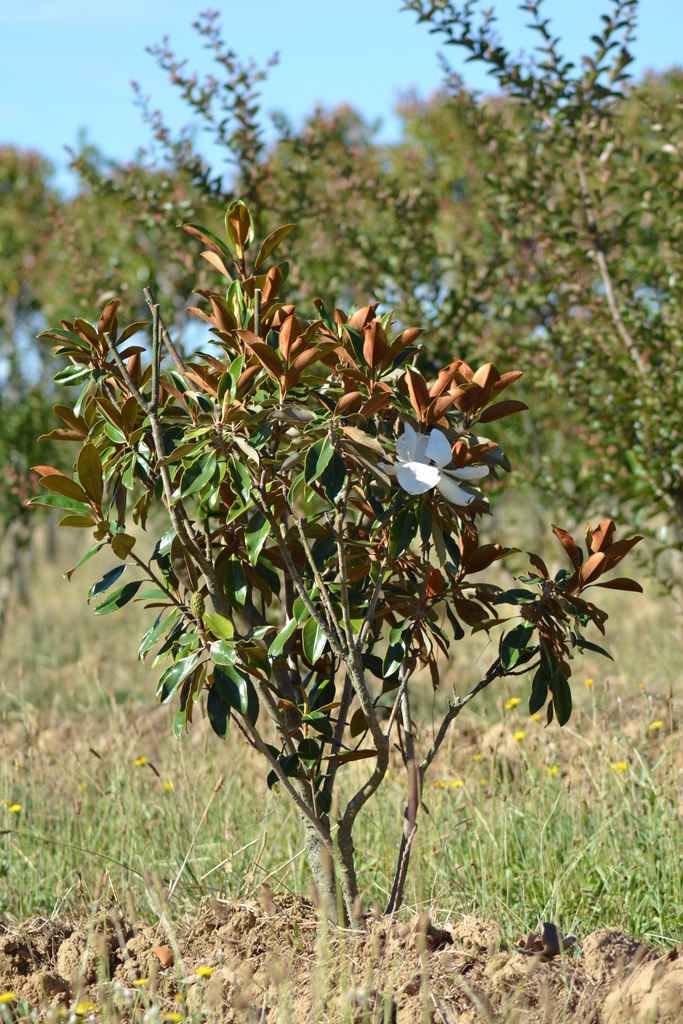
<box><xmin>477</xmin><ymin>400</ymin><xmax>528</xmax><ymax>424</ymax></box>
<box><xmin>590</xmin><ymin>518</ymin><xmax>616</xmax><ymax>552</ymax></box>
<box><xmin>97</xmin><ymin>298</ymin><xmax>120</xmax><ymax>338</ymax></box>
<box><xmin>594</xmin><ymin>577</ymin><xmax>643</xmax><ymax>592</ymax></box>
<box><xmin>579</xmin><ymin>551</ymin><xmax>607</xmax><ymax>586</ymax></box>
<box><xmin>551</xmin><ymin>526</ymin><xmax>581</xmax><ymax>570</ymax></box>
<box><xmin>278</xmin><ymin>314</ymin><xmax>300</xmax><ymax>362</ymax></box>
<box><xmin>361</xmin><ymin>392</ymin><xmax>392</xmax><ymax>416</ymax></box>
<box><xmin>347</xmin><ymin>304</ymin><xmax>378</xmax><ymax>332</ymax></box>
<box><xmin>325</xmin><ymin>749</ymin><xmax>377</xmax><ymax>764</ymax></box>
<box><xmin>284</xmin><ymin>347</ymin><xmax>321</xmax><ymax>388</ymax></box>
<box><xmin>363</xmin><ymin>320</ymin><xmax>388</xmax><ymax>370</ymax></box>
<box><xmin>405</xmin><ymin>368</ymin><xmax>430</xmax><ymax>420</ymax></box>
<box><xmin>334</xmin><ymin>391</ymin><xmax>364</xmax><ymax>416</ymax></box>
<box><xmin>490</xmin><ymin>370</ymin><xmax>523</xmax><ymax>398</ymax></box>
<box><xmin>462</xmin><ymin>543</ymin><xmax>510</xmax><ymax>574</ymax></box>
<box><xmin>77</xmin><ymin>444</ymin><xmax>103</xmax><ymax>506</ymax></box>
<box><xmin>527</xmin><ymin>552</ymin><xmax>549</xmax><ymax>578</ymax></box>
<box><xmin>602</xmin><ymin>535</ymin><xmax>643</xmax><ymax>571</ymax></box>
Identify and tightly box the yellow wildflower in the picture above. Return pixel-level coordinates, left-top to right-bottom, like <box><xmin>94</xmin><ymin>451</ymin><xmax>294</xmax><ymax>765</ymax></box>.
<box><xmin>472</xmin><ymin>754</ymin><xmax>482</xmax><ymax>762</ymax></box>
<box><xmin>546</xmin><ymin>765</ymin><xmax>559</xmax><ymax>776</ymax></box>
<box><xmin>532</xmin><ymin>713</ymin><xmax>540</xmax><ymax>722</ymax></box>
<box><xmin>132</xmin><ymin>978</ymin><xmax>148</xmax><ymax>986</ymax></box>
<box><xmin>165</xmin><ymin>1016</ymin><xmax>183</xmax><ymax>1023</ymax></box>
<box><xmin>649</xmin><ymin>721</ymin><xmax>664</xmax><ymax>731</ymax></box>
<box><xmin>8</xmin><ymin>804</ymin><xmax>21</xmax><ymax>813</ymax></box>
<box><xmin>610</xmin><ymin>762</ymin><xmax>628</xmax><ymax>772</ymax></box>
<box><xmin>513</xmin><ymin>731</ymin><xmax>526</xmax><ymax>741</ymax></box>
<box><xmin>585</xmin><ymin>678</ymin><xmax>593</xmax><ymax>688</ymax></box>
<box><xmin>134</xmin><ymin>757</ymin><xmax>147</xmax><ymax>767</ymax></box>
<box><xmin>196</xmin><ymin>965</ymin><xmax>214</xmax><ymax>978</ymax></box>
<box><xmin>0</xmin><ymin>993</ymin><xmax>16</xmax><ymax>1004</ymax></box>
<box><xmin>504</xmin><ymin>697</ymin><xmax>521</xmax><ymax>709</ymax></box>
<box><xmin>75</xmin><ymin>1002</ymin><xmax>98</xmax><ymax>1015</ymax></box>
<box><xmin>162</xmin><ymin>781</ymin><xmax>174</xmax><ymax>791</ymax></box>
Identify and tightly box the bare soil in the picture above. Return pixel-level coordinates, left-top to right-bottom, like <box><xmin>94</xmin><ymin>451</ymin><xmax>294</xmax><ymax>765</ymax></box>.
<box><xmin>2</xmin><ymin>896</ymin><xmax>682</xmax><ymax>1022</ymax></box>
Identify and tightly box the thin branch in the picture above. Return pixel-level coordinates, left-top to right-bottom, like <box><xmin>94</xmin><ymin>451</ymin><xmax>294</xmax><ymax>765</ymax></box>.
<box><xmin>252</xmin><ymin>488</ymin><xmax>346</xmax><ymax>660</ymax></box>
<box><xmin>419</xmin><ymin>657</ymin><xmax>502</xmax><ymax>781</ymax></box>
<box><xmin>357</xmin><ymin>554</ymin><xmax>389</xmax><ymax>648</ymax></box>
<box><xmin>290</xmin><ymin>507</ymin><xmax>346</xmax><ymax>650</ymax></box>
<box><xmin>143</xmin><ymin>286</ymin><xmax>188</xmax><ymax>375</ymax></box>
<box><xmin>576</xmin><ymin>154</ymin><xmax>647</xmax><ymax>378</ymax></box>
<box><xmin>245</xmin><ymin>721</ymin><xmax>331</xmax><ymax>843</ymax></box>
<box><xmin>103</xmin><ymin>330</ymin><xmax>219</xmax><ymax>603</ymax></box>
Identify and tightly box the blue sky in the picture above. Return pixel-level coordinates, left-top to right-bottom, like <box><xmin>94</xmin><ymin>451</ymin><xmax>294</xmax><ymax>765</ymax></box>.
<box><xmin>2</xmin><ymin>1</ymin><xmax>681</xmax><ymax>191</ymax></box>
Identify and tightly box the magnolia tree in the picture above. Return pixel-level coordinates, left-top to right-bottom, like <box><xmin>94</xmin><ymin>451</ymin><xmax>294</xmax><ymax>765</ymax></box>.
<box><xmin>33</xmin><ymin>202</ymin><xmax>641</xmax><ymax>925</ymax></box>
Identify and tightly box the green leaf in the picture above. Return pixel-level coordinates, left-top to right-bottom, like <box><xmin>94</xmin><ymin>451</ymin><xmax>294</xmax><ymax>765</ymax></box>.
<box><xmin>268</xmin><ymin>617</ymin><xmax>297</xmax><ymax>659</ymax></box>
<box><xmin>139</xmin><ymin>611</ymin><xmax>180</xmax><ymax>657</ymax></box>
<box><xmin>493</xmin><ymin>588</ymin><xmax>536</xmax><ymax>606</ymax></box>
<box><xmin>302</xmin><ymin>617</ymin><xmax>327</xmax><ymax>664</ymax></box>
<box><xmin>298</xmin><ymin>738</ymin><xmax>321</xmax><ymax>769</ymax></box>
<box><xmin>528</xmin><ymin>666</ymin><xmax>549</xmax><ymax>715</ymax></box>
<box><xmin>54</xmin><ymin>364</ymin><xmax>90</xmax><ymax>386</ymax></box>
<box><xmin>213</xmin><ymin>665</ymin><xmax>259</xmax><ymax>725</ymax></box>
<box><xmin>500</xmin><ymin>623</ymin><xmax>534</xmax><ymax>672</ymax></box>
<box><xmin>209</xmin><ymin>639</ymin><xmax>236</xmax><ymax>666</ymax></box>
<box><xmin>304</xmin><ymin>438</ymin><xmax>335</xmax><ymax>485</ymax></box>
<box><xmin>552</xmin><ymin>671</ymin><xmax>572</xmax><ymax>727</ymax></box>
<box><xmin>254</xmin><ymin>223</ymin><xmax>296</xmax><ymax>270</ymax></box>
<box><xmin>383</xmin><ymin>639</ymin><xmax>406</xmax><ymax>678</ymax></box>
<box><xmin>89</xmin><ymin>564</ymin><xmax>126</xmax><ymax>599</ymax></box>
<box><xmin>64</xmin><ymin>541</ymin><xmax>105</xmax><ymax>581</ymax></box>
<box><xmin>77</xmin><ymin>444</ymin><xmax>103</xmax><ymax>504</ymax></box>
<box><xmin>207</xmin><ymin>684</ymin><xmax>230</xmax><ymax>739</ymax></box>
<box><xmin>29</xmin><ymin>494</ymin><xmax>93</xmax><ymax>515</ymax></box>
<box><xmin>228</xmin><ymin>458</ymin><xmax>251</xmax><ymax>504</ymax></box>
<box><xmin>103</xmin><ymin>422</ymin><xmax>126</xmax><ymax>445</ymax></box>
<box><xmin>181</xmin><ymin>452</ymin><xmax>217</xmax><ymax>499</ymax></box>
<box><xmin>93</xmin><ymin>580</ymin><xmax>142</xmax><ymax>615</ymax></box>
<box><xmin>156</xmin><ymin>653</ymin><xmax>199</xmax><ymax>703</ymax></box>
<box><xmin>224</xmin><ymin>556</ymin><xmax>247</xmax><ymax>612</ymax></box>
<box><xmin>266</xmin><ymin>753</ymin><xmax>299</xmax><ymax>790</ymax></box>
<box><xmin>203</xmin><ymin>614</ymin><xmax>234</xmax><ymax>640</ymax></box>
<box><xmin>302</xmin><ymin>711</ymin><xmax>333</xmax><ymax>739</ymax></box>
<box><xmin>173</xmin><ymin>708</ymin><xmax>186</xmax><ymax>739</ymax></box>
<box><xmin>389</xmin><ymin>506</ymin><xmax>418</xmax><ymax>561</ymax></box>
<box><xmin>245</xmin><ymin>512</ymin><xmax>270</xmax><ymax>564</ymax></box>
<box><xmin>320</xmin><ymin>451</ymin><xmax>346</xmax><ymax>504</ymax></box>
<box><xmin>575</xmin><ymin>636</ymin><xmax>614</xmax><ymax>660</ymax></box>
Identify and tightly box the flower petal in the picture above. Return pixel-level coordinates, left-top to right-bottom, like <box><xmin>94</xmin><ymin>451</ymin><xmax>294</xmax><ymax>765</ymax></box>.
<box><xmin>396</xmin><ymin>422</ymin><xmax>418</xmax><ymax>463</ymax></box>
<box><xmin>425</xmin><ymin>428</ymin><xmax>453</xmax><ymax>468</ymax></box>
<box><xmin>397</xmin><ymin>462</ymin><xmax>440</xmax><ymax>494</ymax></box>
<box><xmin>436</xmin><ymin>472</ymin><xmax>475</xmax><ymax>506</ymax></box>
<box><xmin>453</xmin><ymin>465</ymin><xmax>489</xmax><ymax>481</ymax></box>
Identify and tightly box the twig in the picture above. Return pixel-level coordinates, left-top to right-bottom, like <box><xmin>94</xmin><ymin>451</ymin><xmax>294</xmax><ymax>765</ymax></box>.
<box><xmin>143</xmin><ymin>286</ymin><xmax>188</xmax><ymax>374</ymax></box>
<box><xmin>576</xmin><ymin>155</ymin><xmax>647</xmax><ymax>378</ymax></box>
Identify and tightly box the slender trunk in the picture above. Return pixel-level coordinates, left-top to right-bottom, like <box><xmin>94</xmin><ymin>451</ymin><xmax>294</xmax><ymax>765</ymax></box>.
<box><xmin>303</xmin><ymin>817</ymin><xmax>342</xmax><ymax>924</ymax></box>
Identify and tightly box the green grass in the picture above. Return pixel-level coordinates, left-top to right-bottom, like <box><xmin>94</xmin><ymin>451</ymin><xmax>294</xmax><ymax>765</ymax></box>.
<box><xmin>1</xmin><ymin>523</ymin><xmax>682</xmax><ymax>950</ymax></box>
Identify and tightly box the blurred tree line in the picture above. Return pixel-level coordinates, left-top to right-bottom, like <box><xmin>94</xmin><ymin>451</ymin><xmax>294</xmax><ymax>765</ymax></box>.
<box><xmin>2</xmin><ymin>0</ymin><xmax>681</xmax><ymax>633</ymax></box>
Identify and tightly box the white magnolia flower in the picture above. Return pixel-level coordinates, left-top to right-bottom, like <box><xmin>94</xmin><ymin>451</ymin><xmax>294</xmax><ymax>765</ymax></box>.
<box><xmin>390</xmin><ymin>422</ymin><xmax>488</xmax><ymax>506</ymax></box>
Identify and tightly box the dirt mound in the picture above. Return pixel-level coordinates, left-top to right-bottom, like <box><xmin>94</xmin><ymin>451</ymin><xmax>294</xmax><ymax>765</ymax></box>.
<box><xmin>1</xmin><ymin>899</ymin><xmax>682</xmax><ymax>1022</ymax></box>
